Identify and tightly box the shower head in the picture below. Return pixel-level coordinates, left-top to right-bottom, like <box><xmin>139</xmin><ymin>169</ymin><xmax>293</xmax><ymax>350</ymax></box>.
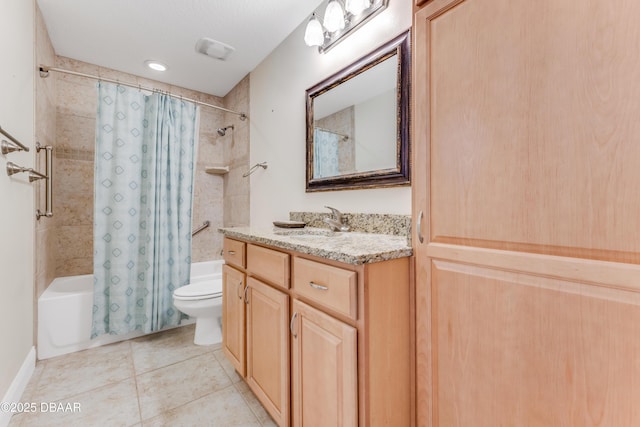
<box><xmin>217</xmin><ymin>125</ymin><xmax>234</xmax><ymax>137</ymax></box>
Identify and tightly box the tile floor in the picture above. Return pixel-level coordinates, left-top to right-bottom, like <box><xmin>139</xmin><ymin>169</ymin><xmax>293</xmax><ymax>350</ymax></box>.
<box><xmin>9</xmin><ymin>325</ymin><xmax>275</xmax><ymax>426</ymax></box>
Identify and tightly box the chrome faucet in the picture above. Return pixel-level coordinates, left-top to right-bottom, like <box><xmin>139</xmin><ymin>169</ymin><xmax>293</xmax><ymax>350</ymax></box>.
<box><xmin>324</xmin><ymin>206</ymin><xmax>350</xmax><ymax>232</ymax></box>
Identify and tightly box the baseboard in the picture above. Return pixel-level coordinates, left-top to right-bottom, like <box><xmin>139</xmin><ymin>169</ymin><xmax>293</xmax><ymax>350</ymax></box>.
<box><xmin>0</xmin><ymin>347</ymin><xmax>35</xmax><ymax>427</ymax></box>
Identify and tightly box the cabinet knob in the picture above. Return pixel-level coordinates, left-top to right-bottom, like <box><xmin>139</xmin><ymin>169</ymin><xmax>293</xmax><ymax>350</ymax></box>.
<box><xmin>290</xmin><ymin>312</ymin><xmax>298</xmax><ymax>338</ymax></box>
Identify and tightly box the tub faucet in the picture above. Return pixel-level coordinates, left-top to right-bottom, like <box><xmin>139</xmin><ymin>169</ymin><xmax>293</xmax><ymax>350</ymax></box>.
<box><xmin>324</xmin><ymin>206</ymin><xmax>350</xmax><ymax>232</ymax></box>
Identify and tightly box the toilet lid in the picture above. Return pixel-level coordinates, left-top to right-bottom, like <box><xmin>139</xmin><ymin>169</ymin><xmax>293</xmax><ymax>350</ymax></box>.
<box><xmin>174</xmin><ymin>281</ymin><xmax>222</xmax><ymax>299</ymax></box>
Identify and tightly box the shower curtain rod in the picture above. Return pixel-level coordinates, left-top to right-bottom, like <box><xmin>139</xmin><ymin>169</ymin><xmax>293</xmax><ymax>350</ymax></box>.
<box><xmin>38</xmin><ymin>65</ymin><xmax>247</xmax><ymax>121</ymax></box>
<box><xmin>314</xmin><ymin>126</ymin><xmax>349</xmax><ymax>140</ymax></box>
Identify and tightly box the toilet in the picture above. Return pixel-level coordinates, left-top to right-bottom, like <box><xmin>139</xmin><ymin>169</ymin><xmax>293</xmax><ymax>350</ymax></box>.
<box><xmin>173</xmin><ymin>278</ymin><xmax>223</xmax><ymax>346</ymax></box>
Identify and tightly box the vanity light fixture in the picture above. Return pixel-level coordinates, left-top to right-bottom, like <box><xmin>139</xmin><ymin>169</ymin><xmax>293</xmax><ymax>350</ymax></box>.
<box><xmin>323</xmin><ymin>0</ymin><xmax>346</xmax><ymax>33</ymax></box>
<box><xmin>304</xmin><ymin>14</ymin><xmax>325</xmax><ymax>47</ymax></box>
<box><xmin>345</xmin><ymin>0</ymin><xmax>371</xmax><ymax>15</ymax></box>
<box><xmin>304</xmin><ymin>0</ymin><xmax>388</xmax><ymax>53</ymax></box>
<box><xmin>145</xmin><ymin>60</ymin><xmax>168</xmax><ymax>72</ymax></box>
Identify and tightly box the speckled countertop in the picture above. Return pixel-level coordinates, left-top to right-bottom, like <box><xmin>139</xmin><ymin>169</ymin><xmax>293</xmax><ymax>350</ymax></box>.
<box><xmin>218</xmin><ymin>226</ymin><xmax>413</xmax><ymax>265</ymax></box>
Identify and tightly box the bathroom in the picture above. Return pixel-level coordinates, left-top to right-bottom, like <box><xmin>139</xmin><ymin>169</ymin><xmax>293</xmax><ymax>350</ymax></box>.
<box><xmin>6</xmin><ymin>0</ymin><xmax>640</xmax><ymax>426</ymax></box>
<box><xmin>1</xmin><ymin>0</ymin><xmax>411</xmax><ymax>425</ymax></box>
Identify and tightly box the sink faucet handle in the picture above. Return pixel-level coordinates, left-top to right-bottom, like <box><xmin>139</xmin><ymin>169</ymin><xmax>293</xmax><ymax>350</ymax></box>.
<box><xmin>324</xmin><ymin>206</ymin><xmax>342</xmax><ymax>220</ymax></box>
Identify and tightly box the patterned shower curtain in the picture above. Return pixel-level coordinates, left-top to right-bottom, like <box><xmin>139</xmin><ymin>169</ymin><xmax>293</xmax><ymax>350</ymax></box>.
<box><xmin>92</xmin><ymin>82</ymin><xmax>199</xmax><ymax>337</ymax></box>
<box><xmin>313</xmin><ymin>128</ymin><xmax>340</xmax><ymax>178</ymax></box>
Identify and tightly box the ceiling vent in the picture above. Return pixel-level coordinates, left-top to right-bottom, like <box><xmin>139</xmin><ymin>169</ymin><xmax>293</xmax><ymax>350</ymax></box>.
<box><xmin>195</xmin><ymin>38</ymin><xmax>235</xmax><ymax>61</ymax></box>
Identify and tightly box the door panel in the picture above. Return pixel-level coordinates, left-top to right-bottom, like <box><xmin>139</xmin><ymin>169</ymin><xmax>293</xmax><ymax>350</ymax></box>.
<box><xmin>423</xmin><ymin>0</ymin><xmax>640</xmax><ymax>263</ymax></box>
<box><xmin>291</xmin><ymin>300</ymin><xmax>357</xmax><ymax>427</ymax></box>
<box><xmin>246</xmin><ymin>277</ymin><xmax>290</xmax><ymax>427</ymax></box>
<box><xmin>432</xmin><ymin>260</ymin><xmax>640</xmax><ymax>426</ymax></box>
<box><xmin>222</xmin><ymin>264</ymin><xmax>246</xmax><ymax>377</ymax></box>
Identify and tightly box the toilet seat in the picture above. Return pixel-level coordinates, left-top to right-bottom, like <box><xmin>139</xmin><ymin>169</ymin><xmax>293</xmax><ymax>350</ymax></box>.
<box><xmin>173</xmin><ymin>281</ymin><xmax>222</xmax><ymax>301</ymax></box>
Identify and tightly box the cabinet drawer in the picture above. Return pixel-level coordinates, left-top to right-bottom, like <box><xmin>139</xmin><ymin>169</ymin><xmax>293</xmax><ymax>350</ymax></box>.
<box><xmin>223</xmin><ymin>238</ymin><xmax>246</xmax><ymax>268</ymax></box>
<box><xmin>247</xmin><ymin>244</ymin><xmax>290</xmax><ymax>290</ymax></box>
<box><xmin>293</xmin><ymin>257</ymin><xmax>357</xmax><ymax>320</ymax></box>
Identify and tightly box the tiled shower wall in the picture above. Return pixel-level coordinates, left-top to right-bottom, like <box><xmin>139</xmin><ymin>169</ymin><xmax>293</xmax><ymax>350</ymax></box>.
<box><xmin>222</xmin><ymin>75</ymin><xmax>250</xmax><ymax>228</ymax></box>
<box><xmin>35</xmin><ymin>5</ymin><xmax>250</xmax><ymax>284</ymax></box>
<box><xmin>35</xmin><ymin>6</ymin><xmax>57</xmax><ymax>300</ymax></box>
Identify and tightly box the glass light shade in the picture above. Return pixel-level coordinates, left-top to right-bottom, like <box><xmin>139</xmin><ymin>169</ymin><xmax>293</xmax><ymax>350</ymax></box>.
<box><xmin>304</xmin><ymin>14</ymin><xmax>325</xmax><ymax>47</ymax></box>
<box><xmin>345</xmin><ymin>0</ymin><xmax>371</xmax><ymax>15</ymax></box>
<box><xmin>323</xmin><ymin>0</ymin><xmax>345</xmax><ymax>33</ymax></box>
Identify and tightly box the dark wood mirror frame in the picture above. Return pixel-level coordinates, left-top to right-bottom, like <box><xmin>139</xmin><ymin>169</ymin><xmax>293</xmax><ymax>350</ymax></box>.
<box><xmin>305</xmin><ymin>30</ymin><xmax>411</xmax><ymax>192</ymax></box>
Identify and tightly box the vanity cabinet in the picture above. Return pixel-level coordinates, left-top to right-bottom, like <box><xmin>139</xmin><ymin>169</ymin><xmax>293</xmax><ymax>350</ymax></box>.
<box><xmin>222</xmin><ymin>236</ymin><xmax>412</xmax><ymax>427</ymax></box>
<box><xmin>224</xmin><ymin>238</ymin><xmax>292</xmax><ymax>427</ymax></box>
<box><xmin>291</xmin><ymin>257</ymin><xmax>359</xmax><ymax>426</ymax></box>
<box><xmin>222</xmin><ymin>238</ymin><xmax>247</xmax><ymax>376</ymax></box>
<box><xmin>246</xmin><ymin>277</ymin><xmax>290</xmax><ymax>427</ymax></box>
<box><xmin>291</xmin><ymin>299</ymin><xmax>357</xmax><ymax>426</ymax></box>
<box><xmin>223</xmin><ymin>237</ymin><xmax>246</xmax><ymax>268</ymax></box>
<box><xmin>222</xmin><ymin>263</ymin><xmax>246</xmax><ymax>377</ymax></box>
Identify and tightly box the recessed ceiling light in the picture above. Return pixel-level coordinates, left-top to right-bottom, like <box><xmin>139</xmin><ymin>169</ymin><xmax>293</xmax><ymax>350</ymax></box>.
<box><xmin>145</xmin><ymin>60</ymin><xmax>168</xmax><ymax>71</ymax></box>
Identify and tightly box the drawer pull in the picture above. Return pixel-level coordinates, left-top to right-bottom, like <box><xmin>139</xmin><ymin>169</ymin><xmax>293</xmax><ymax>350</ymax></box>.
<box><xmin>309</xmin><ymin>281</ymin><xmax>329</xmax><ymax>291</ymax></box>
<box><xmin>290</xmin><ymin>312</ymin><xmax>298</xmax><ymax>338</ymax></box>
<box><xmin>244</xmin><ymin>285</ymin><xmax>249</xmax><ymax>304</ymax></box>
<box><xmin>227</xmin><ymin>250</ymin><xmax>236</xmax><ymax>255</ymax></box>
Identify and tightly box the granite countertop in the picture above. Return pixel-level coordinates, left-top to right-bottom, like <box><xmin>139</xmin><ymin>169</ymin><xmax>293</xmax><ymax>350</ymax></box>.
<box><xmin>219</xmin><ymin>226</ymin><xmax>413</xmax><ymax>265</ymax></box>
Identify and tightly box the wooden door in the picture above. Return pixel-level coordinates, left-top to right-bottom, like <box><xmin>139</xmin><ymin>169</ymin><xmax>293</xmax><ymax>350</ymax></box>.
<box><xmin>414</xmin><ymin>0</ymin><xmax>640</xmax><ymax>425</ymax></box>
<box><xmin>222</xmin><ymin>264</ymin><xmax>246</xmax><ymax>377</ymax></box>
<box><xmin>291</xmin><ymin>299</ymin><xmax>357</xmax><ymax>427</ymax></box>
<box><xmin>246</xmin><ymin>277</ymin><xmax>290</xmax><ymax>427</ymax></box>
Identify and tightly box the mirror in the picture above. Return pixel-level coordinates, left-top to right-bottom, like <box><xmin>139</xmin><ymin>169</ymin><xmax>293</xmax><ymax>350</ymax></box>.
<box><xmin>306</xmin><ymin>31</ymin><xmax>410</xmax><ymax>192</ymax></box>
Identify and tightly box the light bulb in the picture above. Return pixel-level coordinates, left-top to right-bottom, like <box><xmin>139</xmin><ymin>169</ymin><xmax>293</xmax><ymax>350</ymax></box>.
<box><xmin>324</xmin><ymin>0</ymin><xmax>345</xmax><ymax>33</ymax></box>
<box><xmin>145</xmin><ymin>60</ymin><xmax>168</xmax><ymax>72</ymax></box>
<box><xmin>304</xmin><ymin>13</ymin><xmax>325</xmax><ymax>47</ymax></box>
<box><xmin>345</xmin><ymin>0</ymin><xmax>371</xmax><ymax>15</ymax></box>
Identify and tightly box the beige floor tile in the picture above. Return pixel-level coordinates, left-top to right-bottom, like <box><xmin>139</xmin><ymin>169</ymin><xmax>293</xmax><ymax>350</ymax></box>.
<box><xmin>32</xmin><ymin>340</ymin><xmax>134</xmax><ymax>403</ymax></box>
<box><xmin>213</xmin><ymin>348</ymin><xmax>243</xmax><ymax>384</ymax></box>
<box><xmin>15</xmin><ymin>327</ymin><xmax>273</xmax><ymax>427</ymax></box>
<box><xmin>11</xmin><ymin>378</ymin><xmax>140</xmax><ymax>427</ymax></box>
<box><xmin>142</xmin><ymin>386</ymin><xmax>260</xmax><ymax>427</ymax></box>
<box><xmin>131</xmin><ymin>325</ymin><xmax>215</xmax><ymax>374</ymax></box>
<box><xmin>20</xmin><ymin>362</ymin><xmax>45</xmax><ymax>402</ymax></box>
<box><xmin>234</xmin><ymin>381</ymin><xmax>277</xmax><ymax>426</ymax></box>
<box><xmin>136</xmin><ymin>352</ymin><xmax>232</xmax><ymax>421</ymax></box>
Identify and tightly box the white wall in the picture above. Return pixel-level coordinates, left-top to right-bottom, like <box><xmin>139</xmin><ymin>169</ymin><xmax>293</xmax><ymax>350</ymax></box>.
<box><xmin>249</xmin><ymin>0</ymin><xmax>412</xmax><ymax>227</ymax></box>
<box><xmin>0</xmin><ymin>0</ymin><xmax>35</xmax><ymax>403</ymax></box>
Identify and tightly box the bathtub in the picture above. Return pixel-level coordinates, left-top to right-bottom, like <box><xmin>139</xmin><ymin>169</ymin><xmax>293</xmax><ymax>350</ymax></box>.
<box><xmin>37</xmin><ymin>260</ymin><xmax>224</xmax><ymax>360</ymax></box>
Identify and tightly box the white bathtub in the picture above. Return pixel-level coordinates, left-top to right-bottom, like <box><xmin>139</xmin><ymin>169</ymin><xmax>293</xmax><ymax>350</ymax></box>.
<box><xmin>37</xmin><ymin>260</ymin><xmax>224</xmax><ymax>360</ymax></box>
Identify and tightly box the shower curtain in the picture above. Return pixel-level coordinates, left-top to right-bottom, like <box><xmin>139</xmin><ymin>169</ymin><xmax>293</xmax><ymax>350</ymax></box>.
<box><xmin>92</xmin><ymin>82</ymin><xmax>199</xmax><ymax>337</ymax></box>
<box><xmin>314</xmin><ymin>128</ymin><xmax>340</xmax><ymax>178</ymax></box>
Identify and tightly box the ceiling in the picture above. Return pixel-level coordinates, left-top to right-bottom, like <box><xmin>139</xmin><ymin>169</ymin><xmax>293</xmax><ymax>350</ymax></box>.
<box><xmin>37</xmin><ymin>0</ymin><xmax>323</xmax><ymax>97</ymax></box>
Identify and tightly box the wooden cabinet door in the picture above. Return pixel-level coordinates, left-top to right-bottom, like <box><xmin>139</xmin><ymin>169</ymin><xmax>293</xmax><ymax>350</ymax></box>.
<box><xmin>246</xmin><ymin>277</ymin><xmax>290</xmax><ymax>427</ymax></box>
<box><xmin>414</xmin><ymin>0</ymin><xmax>640</xmax><ymax>426</ymax></box>
<box><xmin>291</xmin><ymin>299</ymin><xmax>357</xmax><ymax>427</ymax></box>
<box><xmin>222</xmin><ymin>264</ymin><xmax>246</xmax><ymax>377</ymax></box>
